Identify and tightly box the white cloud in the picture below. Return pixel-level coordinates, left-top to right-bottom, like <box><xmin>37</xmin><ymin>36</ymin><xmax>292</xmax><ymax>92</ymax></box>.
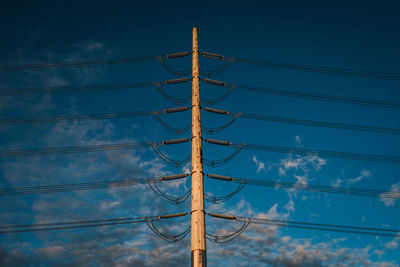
<box><xmin>348</xmin><ymin>170</ymin><xmax>370</xmax><ymax>185</ymax></box>
<box><xmin>380</xmin><ymin>182</ymin><xmax>400</xmax><ymax>207</ymax></box>
<box><xmin>278</xmin><ymin>154</ymin><xmax>326</xmax><ymax>177</ymax></box>
<box><xmin>294</xmin><ymin>135</ymin><xmax>302</xmax><ymax>145</ymax></box>
<box><xmin>331</xmin><ymin>170</ymin><xmax>371</xmax><ymax>187</ymax></box>
<box><xmin>252</xmin><ymin>156</ymin><xmax>266</xmax><ymax>173</ymax></box>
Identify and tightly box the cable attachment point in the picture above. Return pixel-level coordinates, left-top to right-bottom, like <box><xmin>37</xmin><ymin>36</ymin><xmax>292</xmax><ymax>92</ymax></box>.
<box><xmin>206</xmin><ymin>174</ymin><xmax>234</xmax><ymax>182</ymax></box>
<box><xmin>160</xmin><ymin>212</ymin><xmax>189</xmax><ymax>219</ymax></box>
<box><xmin>160</xmin><ymin>173</ymin><xmax>190</xmax><ymax>181</ymax></box>
<box><xmin>201</xmin><ymin>52</ymin><xmax>224</xmax><ymax>60</ymax></box>
<box><xmin>205</xmin><ymin>139</ymin><xmax>232</xmax><ymax>146</ymax></box>
<box><xmin>162</xmin><ymin>106</ymin><xmax>190</xmax><ymax>113</ymax></box>
<box><xmin>162</xmin><ymin>138</ymin><xmax>189</xmax><ymax>145</ymax></box>
<box><xmin>204</xmin><ymin>107</ymin><xmax>230</xmax><ymax>115</ymax></box>
<box><xmin>202</xmin><ymin>78</ymin><xmax>226</xmax><ymax>87</ymax></box>
<box><xmin>208</xmin><ymin>213</ymin><xmax>237</xmax><ymax>220</ymax></box>
<box><xmin>164</xmin><ymin>78</ymin><xmax>190</xmax><ymax>84</ymax></box>
<box><xmin>165</xmin><ymin>52</ymin><xmax>191</xmax><ymax>59</ymax></box>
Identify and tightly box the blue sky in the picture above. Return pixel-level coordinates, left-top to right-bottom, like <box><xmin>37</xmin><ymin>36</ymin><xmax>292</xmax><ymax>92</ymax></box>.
<box><xmin>0</xmin><ymin>0</ymin><xmax>399</xmax><ymax>266</ymax></box>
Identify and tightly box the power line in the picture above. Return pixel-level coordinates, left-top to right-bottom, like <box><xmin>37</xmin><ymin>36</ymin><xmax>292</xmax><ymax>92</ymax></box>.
<box><xmin>0</xmin><ymin>56</ymin><xmax>157</xmax><ymax>71</ymax></box>
<box><xmin>0</xmin><ymin>82</ymin><xmax>155</xmax><ymax>96</ymax></box>
<box><xmin>200</xmin><ymin>52</ymin><xmax>400</xmax><ymax>80</ymax></box>
<box><xmin>205</xmin><ymin>139</ymin><xmax>400</xmax><ymax>163</ymax></box>
<box><xmin>208</xmin><ymin>213</ymin><xmax>400</xmax><ymax>238</ymax></box>
<box><xmin>0</xmin><ymin>213</ymin><xmax>188</xmax><ymax>234</ymax></box>
<box><xmin>0</xmin><ymin>138</ymin><xmax>189</xmax><ymax>157</ymax></box>
<box><xmin>0</xmin><ymin>173</ymin><xmax>189</xmax><ymax>197</ymax></box>
<box><xmin>234</xmin><ymin>58</ymin><xmax>400</xmax><ymax>80</ymax></box>
<box><xmin>0</xmin><ymin>52</ymin><xmax>191</xmax><ymax>72</ymax></box>
<box><xmin>0</xmin><ymin>77</ymin><xmax>191</xmax><ymax>96</ymax></box>
<box><xmin>0</xmin><ymin>106</ymin><xmax>189</xmax><ymax>126</ymax></box>
<box><xmin>0</xmin><ymin>110</ymin><xmax>153</xmax><ymax>125</ymax></box>
<box><xmin>202</xmin><ymin>78</ymin><xmax>400</xmax><ymax>109</ymax></box>
<box><xmin>203</xmin><ymin>107</ymin><xmax>400</xmax><ymax>135</ymax></box>
<box><xmin>206</xmin><ymin>174</ymin><xmax>400</xmax><ymax>199</ymax></box>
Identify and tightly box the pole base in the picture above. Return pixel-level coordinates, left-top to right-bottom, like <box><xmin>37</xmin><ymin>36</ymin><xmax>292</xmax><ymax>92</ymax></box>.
<box><xmin>191</xmin><ymin>249</ymin><xmax>207</xmax><ymax>267</ymax></box>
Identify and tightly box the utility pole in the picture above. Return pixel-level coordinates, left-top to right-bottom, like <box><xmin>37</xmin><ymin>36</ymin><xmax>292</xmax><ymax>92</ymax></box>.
<box><xmin>191</xmin><ymin>27</ymin><xmax>207</xmax><ymax>267</ymax></box>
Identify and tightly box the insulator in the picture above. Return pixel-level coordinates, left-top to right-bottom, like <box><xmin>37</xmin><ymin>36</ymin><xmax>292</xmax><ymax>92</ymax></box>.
<box><xmin>207</xmin><ymin>174</ymin><xmax>234</xmax><ymax>181</ymax></box>
<box><xmin>201</xmin><ymin>52</ymin><xmax>224</xmax><ymax>60</ymax></box>
<box><xmin>205</xmin><ymin>139</ymin><xmax>231</xmax><ymax>146</ymax></box>
<box><xmin>161</xmin><ymin>173</ymin><xmax>189</xmax><ymax>181</ymax></box>
<box><xmin>208</xmin><ymin>213</ymin><xmax>237</xmax><ymax>220</ymax></box>
<box><xmin>164</xmin><ymin>78</ymin><xmax>190</xmax><ymax>84</ymax></box>
<box><xmin>162</xmin><ymin>138</ymin><xmax>189</xmax><ymax>145</ymax></box>
<box><xmin>204</xmin><ymin>107</ymin><xmax>229</xmax><ymax>115</ymax></box>
<box><xmin>163</xmin><ymin>107</ymin><xmax>190</xmax><ymax>113</ymax></box>
<box><xmin>161</xmin><ymin>212</ymin><xmax>188</xmax><ymax>219</ymax></box>
<box><xmin>165</xmin><ymin>52</ymin><xmax>191</xmax><ymax>59</ymax></box>
<box><xmin>202</xmin><ymin>78</ymin><xmax>226</xmax><ymax>87</ymax></box>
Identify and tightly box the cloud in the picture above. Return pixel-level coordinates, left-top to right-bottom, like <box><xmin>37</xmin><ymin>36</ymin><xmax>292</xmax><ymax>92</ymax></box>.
<box><xmin>294</xmin><ymin>135</ymin><xmax>302</xmax><ymax>145</ymax></box>
<box><xmin>332</xmin><ymin>170</ymin><xmax>370</xmax><ymax>188</ymax></box>
<box><xmin>278</xmin><ymin>154</ymin><xmax>326</xmax><ymax>177</ymax></box>
<box><xmin>380</xmin><ymin>182</ymin><xmax>400</xmax><ymax>207</ymax></box>
<box><xmin>252</xmin><ymin>155</ymin><xmax>266</xmax><ymax>173</ymax></box>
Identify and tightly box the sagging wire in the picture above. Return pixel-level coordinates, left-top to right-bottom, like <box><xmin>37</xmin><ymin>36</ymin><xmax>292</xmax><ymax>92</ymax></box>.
<box><xmin>206</xmin><ymin>213</ymin><xmax>250</xmax><ymax>243</ymax></box>
<box><xmin>200</xmin><ymin>80</ymin><xmax>237</xmax><ymax>106</ymax></box>
<box><xmin>151</xmin><ymin>106</ymin><xmax>191</xmax><ymax>135</ymax></box>
<box><xmin>152</xmin><ymin>111</ymin><xmax>191</xmax><ymax>135</ymax></box>
<box><xmin>145</xmin><ymin>213</ymin><xmax>190</xmax><ymax>243</ymax></box>
<box><xmin>151</xmin><ymin>143</ymin><xmax>191</xmax><ymax>168</ymax></box>
<box><xmin>148</xmin><ymin>175</ymin><xmax>191</xmax><ymax>204</ymax></box>
<box><xmin>204</xmin><ymin>139</ymin><xmax>243</xmax><ymax>167</ymax></box>
<box><xmin>156</xmin><ymin>52</ymin><xmax>192</xmax><ymax>77</ymax></box>
<box><xmin>200</xmin><ymin>52</ymin><xmax>235</xmax><ymax>77</ymax></box>
<box><xmin>203</xmin><ymin>108</ymin><xmax>241</xmax><ymax>135</ymax></box>
<box><xmin>205</xmin><ymin>182</ymin><xmax>246</xmax><ymax>204</ymax></box>
<box><xmin>153</xmin><ymin>78</ymin><xmax>191</xmax><ymax>105</ymax></box>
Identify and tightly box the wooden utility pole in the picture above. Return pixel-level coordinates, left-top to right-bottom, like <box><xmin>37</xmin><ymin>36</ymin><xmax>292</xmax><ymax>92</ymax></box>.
<box><xmin>191</xmin><ymin>27</ymin><xmax>207</xmax><ymax>267</ymax></box>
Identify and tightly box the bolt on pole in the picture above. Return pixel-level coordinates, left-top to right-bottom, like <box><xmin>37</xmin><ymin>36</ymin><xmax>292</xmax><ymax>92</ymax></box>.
<box><xmin>191</xmin><ymin>27</ymin><xmax>207</xmax><ymax>267</ymax></box>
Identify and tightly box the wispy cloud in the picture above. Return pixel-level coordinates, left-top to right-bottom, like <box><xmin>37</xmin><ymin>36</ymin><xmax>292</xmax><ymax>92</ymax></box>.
<box><xmin>380</xmin><ymin>182</ymin><xmax>400</xmax><ymax>207</ymax></box>
<box><xmin>252</xmin><ymin>155</ymin><xmax>266</xmax><ymax>173</ymax></box>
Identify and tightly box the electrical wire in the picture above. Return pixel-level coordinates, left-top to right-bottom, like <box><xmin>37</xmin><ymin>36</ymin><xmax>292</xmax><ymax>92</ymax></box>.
<box><xmin>0</xmin><ymin>216</ymin><xmax>157</xmax><ymax>234</ymax></box>
<box><xmin>203</xmin><ymin>145</ymin><xmax>243</xmax><ymax>167</ymax></box>
<box><xmin>0</xmin><ymin>138</ymin><xmax>189</xmax><ymax>158</ymax></box>
<box><xmin>151</xmin><ymin>144</ymin><xmax>191</xmax><ymax>167</ymax></box>
<box><xmin>206</xmin><ymin>217</ymin><xmax>250</xmax><ymax>243</ymax></box>
<box><xmin>147</xmin><ymin>179</ymin><xmax>191</xmax><ymax>204</ymax></box>
<box><xmin>0</xmin><ymin>82</ymin><xmax>155</xmax><ymax>96</ymax></box>
<box><xmin>205</xmin><ymin>138</ymin><xmax>400</xmax><ymax>164</ymax></box>
<box><xmin>201</xmin><ymin>52</ymin><xmax>400</xmax><ymax>80</ymax></box>
<box><xmin>240</xmin><ymin>143</ymin><xmax>400</xmax><ymax>163</ymax></box>
<box><xmin>0</xmin><ymin>51</ymin><xmax>191</xmax><ymax>73</ymax></box>
<box><xmin>203</xmin><ymin>107</ymin><xmax>400</xmax><ymax>135</ymax></box>
<box><xmin>0</xmin><ymin>173</ymin><xmax>189</xmax><ymax>197</ymax></box>
<box><xmin>209</xmin><ymin>213</ymin><xmax>400</xmax><ymax>238</ymax></box>
<box><xmin>205</xmin><ymin>181</ymin><xmax>247</xmax><ymax>204</ymax></box>
<box><xmin>205</xmin><ymin>174</ymin><xmax>400</xmax><ymax>199</ymax></box>
<box><xmin>0</xmin><ymin>56</ymin><xmax>158</xmax><ymax>72</ymax></box>
<box><xmin>0</xmin><ymin>111</ymin><xmax>153</xmax><ymax>125</ymax></box>
<box><xmin>201</xmin><ymin>78</ymin><xmax>400</xmax><ymax>109</ymax></box>
<box><xmin>145</xmin><ymin>212</ymin><xmax>190</xmax><ymax>242</ymax></box>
